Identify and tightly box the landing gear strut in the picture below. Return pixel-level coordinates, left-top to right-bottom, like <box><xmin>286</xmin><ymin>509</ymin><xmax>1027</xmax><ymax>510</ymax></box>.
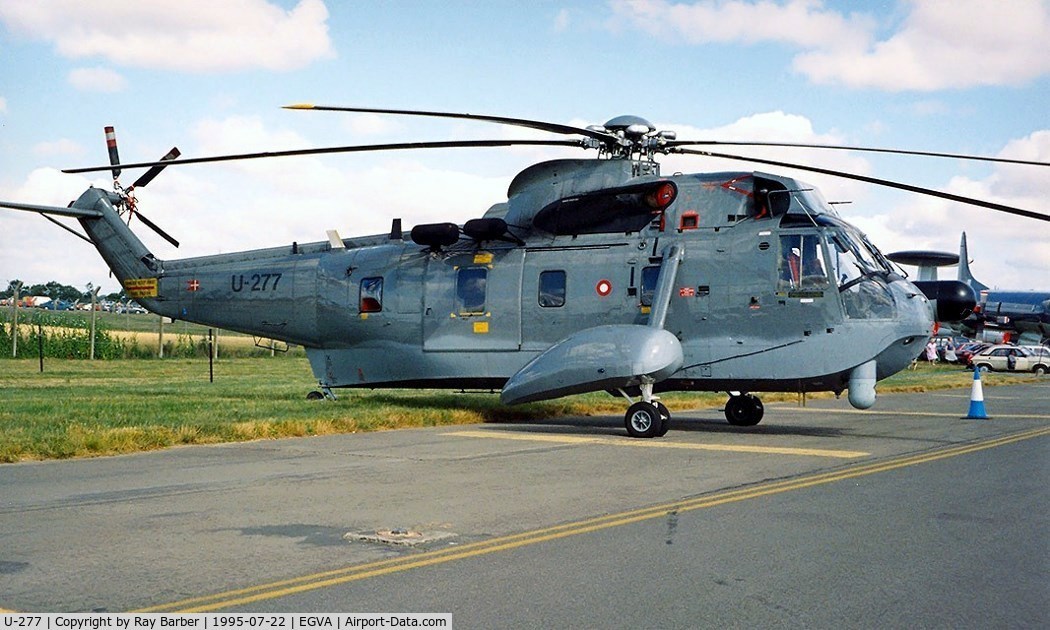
<box><xmin>621</xmin><ymin>382</ymin><xmax>671</xmax><ymax>438</ymax></box>
<box><xmin>725</xmin><ymin>392</ymin><xmax>764</xmax><ymax>426</ymax></box>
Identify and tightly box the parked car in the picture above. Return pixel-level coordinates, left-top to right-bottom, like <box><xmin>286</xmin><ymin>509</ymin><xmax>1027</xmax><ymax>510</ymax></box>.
<box><xmin>42</xmin><ymin>299</ymin><xmax>75</xmax><ymax>311</ymax></box>
<box><xmin>969</xmin><ymin>344</ymin><xmax>1050</xmax><ymax>374</ymax></box>
<box><xmin>1021</xmin><ymin>345</ymin><xmax>1050</xmax><ymax>365</ymax></box>
<box><xmin>956</xmin><ymin>342</ymin><xmax>990</xmax><ymax>364</ymax></box>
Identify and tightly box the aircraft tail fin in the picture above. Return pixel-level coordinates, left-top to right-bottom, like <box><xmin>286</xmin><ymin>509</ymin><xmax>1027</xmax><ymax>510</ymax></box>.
<box><xmin>1</xmin><ymin>187</ymin><xmax>165</xmax><ymax>293</ymax></box>
<box><xmin>957</xmin><ymin>232</ymin><xmax>989</xmax><ymax>293</ymax></box>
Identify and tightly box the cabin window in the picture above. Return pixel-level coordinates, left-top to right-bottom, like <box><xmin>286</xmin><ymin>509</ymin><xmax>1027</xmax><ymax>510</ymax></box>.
<box><xmin>538</xmin><ymin>270</ymin><xmax>566</xmax><ymax>308</ymax></box>
<box><xmin>640</xmin><ymin>266</ymin><xmax>661</xmax><ymax>307</ymax></box>
<box><xmin>456</xmin><ymin>267</ymin><xmax>487</xmax><ymax>315</ymax></box>
<box><xmin>359</xmin><ymin>277</ymin><xmax>383</xmax><ymax>313</ymax></box>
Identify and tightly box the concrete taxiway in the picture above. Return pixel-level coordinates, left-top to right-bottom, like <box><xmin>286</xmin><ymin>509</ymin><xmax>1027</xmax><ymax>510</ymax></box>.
<box><xmin>0</xmin><ymin>381</ymin><xmax>1047</xmax><ymax>625</ymax></box>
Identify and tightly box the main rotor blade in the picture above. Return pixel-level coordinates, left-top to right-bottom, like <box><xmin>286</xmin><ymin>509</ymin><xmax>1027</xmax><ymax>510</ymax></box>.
<box><xmin>131</xmin><ymin>147</ymin><xmax>181</xmax><ymax>188</ymax></box>
<box><xmin>62</xmin><ymin>139</ymin><xmax>585</xmax><ymax>174</ymax></box>
<box><xmin>133</xmin><ymin>210</ymin><xmax>180</xmax><ymax>248</ymax></box>
<box><xmin>284</xmin><ymin>104</ymin><xmax>615</xmax><ymax>142</ymax></box>
<box><xmin>671</xmin><ymin>147</ymin><xmax>1050</xmax><ymax>222</ymax></box>
<box><xmin>667</xmin><ymin>140</ymin><xmax>1050</xmax><ymax>168</ymax></box>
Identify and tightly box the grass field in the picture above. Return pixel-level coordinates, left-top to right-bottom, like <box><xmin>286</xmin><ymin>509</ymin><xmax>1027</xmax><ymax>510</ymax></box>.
<box><xmin>0</xmin><ymin>357</ymin><xmax>1039</xmax><ymax>463</ymax></box>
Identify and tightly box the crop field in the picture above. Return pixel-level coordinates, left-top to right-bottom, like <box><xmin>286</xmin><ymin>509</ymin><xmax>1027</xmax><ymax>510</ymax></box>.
<box><xmin>0</xmin><ymin>356</ymin><xmax>1039</xmax><ymax>463</ymax></box>
<box><xmin>1</xmin><ymin>309</ymin><xmax>290</xmax><ymax>360</ymax></box>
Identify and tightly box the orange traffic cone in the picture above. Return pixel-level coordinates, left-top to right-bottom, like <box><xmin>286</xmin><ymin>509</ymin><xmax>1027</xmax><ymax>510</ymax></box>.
<box><xmin>966</xmin><ymin>368</ymin><xmax>988</xmax><ymax>419</ymax></box>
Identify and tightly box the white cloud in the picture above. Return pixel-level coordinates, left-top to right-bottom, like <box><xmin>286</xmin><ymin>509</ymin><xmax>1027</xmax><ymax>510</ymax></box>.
<box><xmin>339</xmin><ymin>113</ymin><xmax>405</xmax><ymax>137</ymax></box>
<box><xmin>655</xmin><ymin>110</ymin><xmax>874</xmax><ymax>204</ymax></box>
<box><xmin>795</xmin><ymin>0</ymin><xmax>1050</xmax><ymax>90</ymax></box>
<box><xmin>32</xmin><ymin>138</ymin><xmax>85</xmax><ymax>157</ymax></box>
<box><xmin>115</xmin><ymin>115</ymin><xmax>512</xmax><ymax>262</ymax></box>
<box><xmin>554</xmin><ymin>8</ymin><xmax>572</xmax><ymax>32</ymax></box>
<box><xmin>68</xmin><ymin>66</ymin><xmax>127</xmax><ymax>92</ymax></box>
<box><xmin>0</xmin><ymin>168</ymin><xmax>115</xmax><ymax>291</ymax></box>
<box><xmin>609</xmin><ymin>0</ymin><xmax>874</xmax><ymax>49</ymax></box>
<box><xmin>0</xmin><ymin>0</ymin><xmax>334</xmax><ymax>73</ymax></box>
<box><xmin>610</xmin><ymin>0</ymin><xmax>1050</xmax><ymax>91</ymax></box>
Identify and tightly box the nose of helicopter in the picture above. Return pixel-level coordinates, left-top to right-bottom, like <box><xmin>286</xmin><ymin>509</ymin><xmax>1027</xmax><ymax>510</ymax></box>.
<box><xmin>847</xmin><ymin>279</ymin><xmax>936</xmax><ymax>409</ymax></box>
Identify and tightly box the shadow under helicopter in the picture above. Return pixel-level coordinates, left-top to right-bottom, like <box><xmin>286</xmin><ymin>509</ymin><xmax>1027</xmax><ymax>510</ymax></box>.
<box><xmin>481</xmin><ymin>415</ymin><xmax>849</xmax><ymax>439</ymax></box>
<box><xmin>365</xmin><ymin>392</ymin><xmax>864</xmax><ymax>438</ymax></box>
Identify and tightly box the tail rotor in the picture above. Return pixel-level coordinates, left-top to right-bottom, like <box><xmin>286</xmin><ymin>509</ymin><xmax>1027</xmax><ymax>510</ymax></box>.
<box><xmin>103</xmin><ymin>126</ymin><xmax>181</xmax><ymax>248</ymax></box>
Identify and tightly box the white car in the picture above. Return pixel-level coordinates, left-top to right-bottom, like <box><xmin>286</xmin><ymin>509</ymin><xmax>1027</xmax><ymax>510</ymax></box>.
<box><xmin>970</xmin><ymin>344</ymin><xmax>1049</xmax><ymax>374</ymax></box>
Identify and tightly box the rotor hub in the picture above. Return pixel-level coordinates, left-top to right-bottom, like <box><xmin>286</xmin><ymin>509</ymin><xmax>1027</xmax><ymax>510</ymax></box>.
<box><xmin>603</xmin><ymin>115</ymin><xmax>655</xmax><ymax>135</ymax></box>
<box><xmin>588</xmin><ymin>115</ymin><xmax>677</xmax><ymax>159</ymax></box>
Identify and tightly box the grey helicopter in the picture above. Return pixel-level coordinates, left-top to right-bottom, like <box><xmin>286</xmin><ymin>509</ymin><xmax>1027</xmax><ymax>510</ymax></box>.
<box><xmin>3</xmin><ymin>105</ymin><xmax>1047</xmax><ymax>438</ymax></box>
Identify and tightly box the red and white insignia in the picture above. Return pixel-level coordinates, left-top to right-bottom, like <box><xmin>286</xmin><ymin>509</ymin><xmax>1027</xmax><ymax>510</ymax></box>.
<box><xmin>187</xmin><ymin>279</ymin><xmax>200</xmax><ymax>292</ymax></box>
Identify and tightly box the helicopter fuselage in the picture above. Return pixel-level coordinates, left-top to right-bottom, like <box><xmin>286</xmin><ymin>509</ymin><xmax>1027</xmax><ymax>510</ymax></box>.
<box><xmin>114</xmin><ymin>168</ymin><xmax>935</xmax><ymax>405</ymax></box>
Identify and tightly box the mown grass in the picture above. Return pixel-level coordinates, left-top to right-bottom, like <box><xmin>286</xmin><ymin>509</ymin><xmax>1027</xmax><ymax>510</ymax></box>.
<box><xmin>0</xmin><ymin>357</ymin><xmax>1040</xmax><ymax>462</ymax></box>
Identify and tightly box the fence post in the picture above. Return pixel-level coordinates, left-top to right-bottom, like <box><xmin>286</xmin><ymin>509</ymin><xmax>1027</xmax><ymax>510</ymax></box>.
<box><xmin>208</xmin><ymin>328</ymin><xmax>214</xmax><ymax>383</ymax></box>
<box><xmin>11</xmin><ymin>281</ymin><xmax>21</xmax><ymax>358</ymax></box>
<box><xmin>89</xmin><ymin>287</ymin><xmax>99</xmax><ymax>360</ymax></box>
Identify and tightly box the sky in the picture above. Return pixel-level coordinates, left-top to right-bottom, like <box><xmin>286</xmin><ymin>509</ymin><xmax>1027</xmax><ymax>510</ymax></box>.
<box><xmin>1</xmin><ymin>0</ymin><xmax>1048</xmax><ymax>296</ymax></box>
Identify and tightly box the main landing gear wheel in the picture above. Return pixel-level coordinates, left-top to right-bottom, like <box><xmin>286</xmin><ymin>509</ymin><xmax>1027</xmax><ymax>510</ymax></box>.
<box><xmin>725</xmin><ymin>393</ymin><xmax>764</xmax><ymax>426</ymax></box>
<box><xmin>625</xmin><ymin>401</ymin><xmax>664</xmax><ymax>438</ymax></box>
<box><xmin>306</xmin><ymin>390</ymin><xmax>325</xmax><ymax>400</ymax></box>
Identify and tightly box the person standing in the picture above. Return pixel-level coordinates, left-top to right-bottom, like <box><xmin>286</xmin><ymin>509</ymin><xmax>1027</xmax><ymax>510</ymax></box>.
<box><xmin>925</xmin><ymin>339</ymin><xmax>938</xmax><ymax>362</ymax></box>
<box><xmin>944</xmin><ymin>340</ymin><xmax>958</xmax><ymax>363</ymax></box>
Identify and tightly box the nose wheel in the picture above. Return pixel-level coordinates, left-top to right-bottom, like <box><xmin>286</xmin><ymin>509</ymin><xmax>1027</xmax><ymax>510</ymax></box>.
<box><xmin>725</xmin><ymin>392</ymin><xmax>764</xmax><ymax>426</ymax></box>
<box><xmin>622</xmin><ymin>383</ymin><xmax>671</xmax><ymax>438</ymax></box>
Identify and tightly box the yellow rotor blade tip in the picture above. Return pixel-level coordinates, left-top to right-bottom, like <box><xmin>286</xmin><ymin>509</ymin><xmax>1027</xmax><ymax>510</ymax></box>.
<box><xmin>283</xmin><ymin>103</ymin><xmax>315</xmax><ymax>110</ymax></box>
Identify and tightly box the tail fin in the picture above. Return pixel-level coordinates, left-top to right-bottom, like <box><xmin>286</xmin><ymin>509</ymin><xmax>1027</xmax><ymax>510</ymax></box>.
<box><xmin>957</xmin><ymin>232</ymin><xmax>988</xmax><ymax>293</ymax></box>
<box><xmin>1</xmin><ymin>187</ymin><xmax>164</xmax><ymax>288</ymax></box>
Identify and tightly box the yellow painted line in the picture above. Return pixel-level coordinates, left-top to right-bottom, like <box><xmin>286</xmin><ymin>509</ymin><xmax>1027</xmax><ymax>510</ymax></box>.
<box><xmin>445</xmin><ymin>429</ymin><xmax>869</xmax><ymax>459</ymax></box>
<box><xmin>134</xmin><ymin>426</ymin><xmax>1049</xmax><ymax>613</ymax></box>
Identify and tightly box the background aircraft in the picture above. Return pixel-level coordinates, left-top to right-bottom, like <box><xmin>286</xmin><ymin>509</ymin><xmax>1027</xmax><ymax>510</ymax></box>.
<box><xmin>889</xmin><ymin>233</ymin><xmax>1049</xmax><ymax>345</ymax></box>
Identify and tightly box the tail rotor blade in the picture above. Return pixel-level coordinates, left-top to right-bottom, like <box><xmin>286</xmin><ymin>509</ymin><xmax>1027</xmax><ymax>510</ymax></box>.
<box><xmin>133</xmin><ymin>210</ymin><xmax>180</xmax><ymax>248</ymax></box>
<box><xmin>132</xmin><ymin>147</ymin><xmax>181</xmax><ymax>189</ymax></box>
<box><xmin>105</xmin><ymin>126</ymin><xmax>121</xmax><ymax>179</ymax></box>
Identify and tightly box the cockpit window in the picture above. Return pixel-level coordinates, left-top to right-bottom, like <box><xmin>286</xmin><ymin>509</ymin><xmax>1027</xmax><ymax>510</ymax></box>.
<box><xmin>778</xmin><ymin>234</ymin><xmax>828</xmax><ymax>290</ymax></box>
<box><xmin>827</xmin><ymin>229</ymin><xmax>896</xmax><ymax>319</ymax></box>
<box><xmin>828</xmin><ymin>230</ymin><xmax>881</xmax><ymax>285</ymax></box>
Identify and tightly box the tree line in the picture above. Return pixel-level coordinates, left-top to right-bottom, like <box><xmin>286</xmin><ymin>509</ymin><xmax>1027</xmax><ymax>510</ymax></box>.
<box><xmin>2</xmin><ymin>279</ymin><xmax>126</xmax><ymax>303</ymax></box>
